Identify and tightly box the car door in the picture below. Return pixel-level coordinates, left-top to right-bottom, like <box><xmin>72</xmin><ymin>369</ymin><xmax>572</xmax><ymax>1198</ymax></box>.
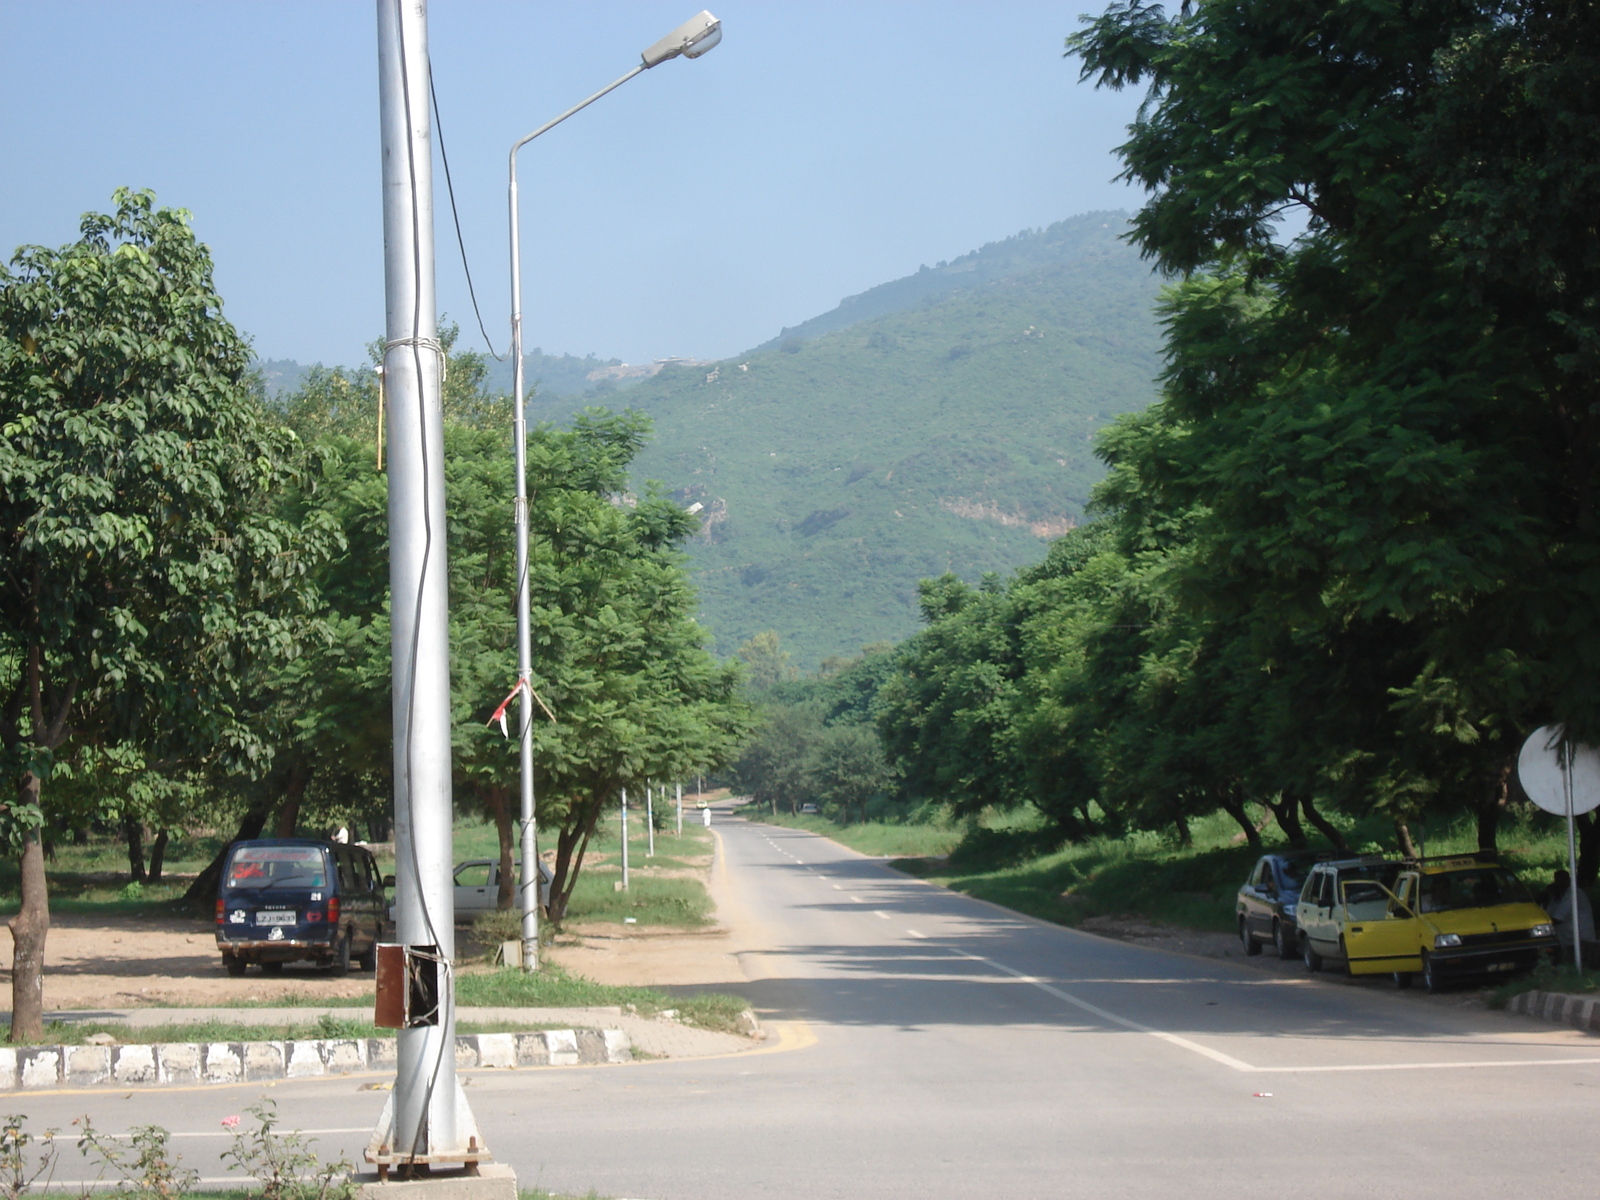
<box><xmin>1306</xmin><ymin>871</ymin><xmax>1339</xmax><ymax>956</ymax></box>
<box><xmin>1242</xmin><ymin>860</ymin><xmax>1268</xmax><ymax>936</ymax></box>
<box><xmin>453</xmin><ymin>861</ymin><xmax>495</xmax><ymax>913</ymax></box>
<box><xmin>1342</xmin><ymin>877</ymin><xmax>1424</xmax><ymax>975</ymax></box>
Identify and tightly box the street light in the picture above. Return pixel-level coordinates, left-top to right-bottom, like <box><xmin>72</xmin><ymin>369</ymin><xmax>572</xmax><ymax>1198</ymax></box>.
<box><xmin>507</xmin><ymin>11</ymin><xmax>722</xmax><ymax>971</ymax></box>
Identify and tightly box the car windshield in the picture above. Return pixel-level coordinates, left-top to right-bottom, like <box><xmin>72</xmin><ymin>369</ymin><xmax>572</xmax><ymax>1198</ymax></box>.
<box><xmin>1279</xmin><ymin>863</ymin><xmax>1307</xmax><ymax>891</ymax></box>
<box><xmin>226</xmin><ymin>846</ymin><xmax>328</xmax><ymax>890</ymax></box>
<box><xmin>1417</xmin><ymin>868</ymin><xmax>1532</xmax><ymax>913</ymax></box>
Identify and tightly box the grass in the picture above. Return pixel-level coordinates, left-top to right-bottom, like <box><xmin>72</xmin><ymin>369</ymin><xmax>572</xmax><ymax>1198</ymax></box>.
<box><xmin>883</xmin><ymin>805</ymin><xmax>1594</xmax><ymax>937</ymax></box>
<box><xmin>1487</xmin><ymin>961</ymin><xmax>1600</xmax><ymax>1008</ymax></box>
<box><xmin>175</xmin><ymin>964</ymin><xmax>751</xmax><ymax>1036</ymax></box>
<box><xmin>751</xmin><ymin>810</ymin><xmax>965</xmax><ymax>858</ymax></box>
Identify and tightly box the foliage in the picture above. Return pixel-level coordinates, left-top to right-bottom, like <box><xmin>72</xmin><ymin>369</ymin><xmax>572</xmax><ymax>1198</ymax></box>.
<box><xmin>77</xmin><ymin>1116</ymin><xmax>197</xmax><ymax>1200</ymax></box>
<box><xmin>0</xmin><ymin>1114</ymin><xmax>57</xmax><ymax>1200</ymax></box>
<box><xmin>219</xmin><ymin>1103</ymin><xmax>351</xmax><ymax>1200</ymax></box>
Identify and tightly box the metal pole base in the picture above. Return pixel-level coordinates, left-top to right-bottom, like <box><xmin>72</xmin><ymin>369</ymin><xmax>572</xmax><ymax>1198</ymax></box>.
<box><xmin>365</xmin><ymin>1085</ymin><xmax>491</xmax><ymax>1179</ymax></box>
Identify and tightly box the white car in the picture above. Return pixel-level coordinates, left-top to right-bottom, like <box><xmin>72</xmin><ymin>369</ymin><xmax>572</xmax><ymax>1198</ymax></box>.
<box><xmin>454</xmin><ymin>859</ymin><xmax>552</xmax><ymax>914</ymax></box>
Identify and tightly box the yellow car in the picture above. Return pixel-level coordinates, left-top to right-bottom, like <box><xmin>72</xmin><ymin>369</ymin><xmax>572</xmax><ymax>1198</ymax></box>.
<box><xmin>1340</xmin><ymin>855</ymin><xmax>1556</xmax><ymax>992</ymax></box>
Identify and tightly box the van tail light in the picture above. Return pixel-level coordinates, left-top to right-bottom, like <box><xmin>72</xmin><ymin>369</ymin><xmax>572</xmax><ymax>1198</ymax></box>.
<box><xmin>215</xmin><ymin>899</ymin><xmax>225</xmax><ymax>924</ymax></box>
<box><xmin>328</xmin><ymin>897</ymin><xmax>340</xmax><ymax>925</ymax></box>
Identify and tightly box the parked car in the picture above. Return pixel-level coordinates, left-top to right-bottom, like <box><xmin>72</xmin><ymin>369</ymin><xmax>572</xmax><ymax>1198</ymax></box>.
<box><xmin>453</xmin><ymin>858</ymin><xmax>552</xmax><ymax>916</ymax></box>
<box><xmin>1294</xmin><ymin>856</ymin><xmax>1402</xmax><ymax>975</ymax></box>
<box><xmin>215</xmin><ymin>839</ymin><xmax>389</xmax><ymax>977</ymax></box>
<box><xmin>799</xmin><ymin>804</ymin><xmax>819</xmax><ymax>815</ymax></box>
<box><xmin>1236</xmin><ymin>851</ymin><xmax>1333</xmax><ymax>959</ymax></box>
<box><xmin>1340</xmin><ymin>854</ymin><xmax>1557</xmax><ymax>992</ymax></box>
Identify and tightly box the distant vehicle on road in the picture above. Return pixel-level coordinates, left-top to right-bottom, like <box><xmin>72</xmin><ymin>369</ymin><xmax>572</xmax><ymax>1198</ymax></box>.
<box><xmin>1341</xmin><ymin>854</ymin><xmax>1556</xmax><ymax>992</ymax></box>
<box><xmin>216</xmin><ymin>839</ymin><xmax>389</xmax><ymax>977</ymax></box>
<box><xmin>1236</xmin><ymin>850</ymin><xmax>1334</xmax><ymax>959</ymax></box>
<box><xmin>452</xmin><ymin>858</ymin><xmax>552</xmax><ymax>916</ymax></box>
<box><xmin>799</xmin><ymin>804</ymin><xmax>819</xmax><ymax>815</ymax></box>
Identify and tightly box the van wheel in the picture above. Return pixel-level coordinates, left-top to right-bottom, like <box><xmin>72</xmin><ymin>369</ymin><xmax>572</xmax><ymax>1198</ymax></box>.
<box><xmin>1240</xmin><ymin>918</ymin><xmax>1261</xmax><ymax>956</ymax></box>
<box><xmin>1302</xmin><ymin>935</ymin><xmax>1322</xmax><ymax>973</ymax></box>
<box><xmin>260</xmin><ymin>961</ymin><xmax>284</xmax><ymax>975</ymax></box>
<box><xmin>223</xmin><ymin>955</ymin><xmax>246</xmax><ymax>978</ymax></box>
<box><xmin>1274</xmin><ymin>921</ymin><xmax>1295</xmax><ymax>960</ymax></box>
<box><xmin>357</xmin><ymin>939</ymin><xmax>377</xmax><ymax>973</ymax></box>
<box><xmin>328</xmin><ymin>930</ymin><xmax>352</xmax><ymax>978</ymax></box>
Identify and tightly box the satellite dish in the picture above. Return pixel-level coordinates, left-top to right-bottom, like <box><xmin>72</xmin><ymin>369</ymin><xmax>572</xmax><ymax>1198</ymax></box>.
<box><xmin>1517</xmin><ymin>725</ymin><xmax>1600</xmax><ymax>817</ymax></box>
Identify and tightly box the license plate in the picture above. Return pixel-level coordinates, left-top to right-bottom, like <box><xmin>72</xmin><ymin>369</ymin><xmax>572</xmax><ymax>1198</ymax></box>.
<box><xmin>1487</xmin><ymin>961</ymin><xmax>1514</xmax><ymax>971</ymax></box>
<box><xmin>255</xmin><ymin>911</ymin><xmax>296</xmax><ymax>926</ymax></box>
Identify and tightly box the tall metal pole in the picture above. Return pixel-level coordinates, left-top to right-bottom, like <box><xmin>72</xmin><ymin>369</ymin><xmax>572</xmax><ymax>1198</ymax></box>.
<box><xmin>676</xmin><ymin>782</ymin><xmax>683</xmax><ymax>837</ymax></box>
<box><xmin>1565</xmin><ymin>746</ymin><xmax>1583</xmax><ymax>974</ymax></box>
<box><xmin>647</xmin><ymin>786</ymin><xmax>655</xmax><ymax>857</ymax></box>
<box><xmin>376</xmin><ymin>0</ymin><xmax>469</xmax><ymax>1158</ymax></box>
<box><xmin>620</xmin><ymin>789</ymin><xmax>630</xmax><ymax>892</ymax></box>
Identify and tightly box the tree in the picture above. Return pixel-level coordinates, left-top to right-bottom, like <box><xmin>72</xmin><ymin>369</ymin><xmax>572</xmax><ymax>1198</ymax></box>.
<box><xmin>0</xmin><ymin>190</ymin><xmax>329</xmax><ymax>1038</ymax></box>
<box><xmin>736</xmin><ymin>631</ymin><xmax>796</xmax><ymax>692</ymax></box>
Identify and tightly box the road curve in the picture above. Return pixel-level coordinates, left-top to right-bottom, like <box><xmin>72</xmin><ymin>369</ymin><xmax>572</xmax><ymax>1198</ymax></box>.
<box><xmin>20</xmin><ymin>809</ymin><xmax>1600</xmax><ymax>1199</ymax></box>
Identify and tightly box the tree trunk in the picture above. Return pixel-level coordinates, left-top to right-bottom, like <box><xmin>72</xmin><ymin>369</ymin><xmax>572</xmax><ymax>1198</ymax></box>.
<box><xmin>1265</xmin><ymin>794</ymin><xmax>1307</xmax><ymax>848</ymax></box>
<box><xmin>1394</xmin><ymin>820</ymin><xmax>1419</xmax><ymax>859</ymax></box>
<box><xmin>1299</xmin><ymin>793</ymin><xmax>1349</xmax><ymax>851</ymax></box>
<box><xmin>1217</xmin><ymin>794</ymin><xmax>1261</xmax><ymax>849</ymax></box>
<box><xmin>147</xmin><ymin>829</ymin><xmax>169</xmax><ymax>884</ymax></box>
<box><xmin>482</xmin><ymin>785</ymin><xmax>516</xmax><ymax>910</ymax></box>
<box><xmin>122</xmin><ymin>814</ymin><xmax>147</xmax><ymax>883</ymax></box>
<box><xmin>1477</xmin><ymin>759</ymin><xmax>1512</xmax><ymax>852</ymax></box>
<box><xmin>8</xmin><ymin>775</ymin><xmax>49</xmax><ymax>1043</ymax></box>
<box><xmin>72</xmin><ymin>827</ymin><xmax>87</xmax><ymax>846</ymax></box>
<box><xmin>548</xmin><ymin>793</ymin><xmax>607</xmax><ymax>929</ymax></box>
<box><xmin>1577</xmin><ymin>812</ymin><xmax>1600</xmax><ymax>888</ymax></box>
<box><xmin>1174</xmin><ymin>812</ymin><xmax>1193</xmax><ymax>847</ymax></box>
<box><xmin>274</xmin><ymin>761</ymin><xmax>312</xmax><ymax>838</ymax></box>
<box><xmin>183</xmin><ymin>794</ymin><xmax>276</xmax><ymax>905</ymax></box>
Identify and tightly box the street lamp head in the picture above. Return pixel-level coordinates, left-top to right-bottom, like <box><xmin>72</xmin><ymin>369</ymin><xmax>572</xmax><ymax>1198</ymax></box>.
<box><xmin>641</xmin><ymin>10</ymin><xmax>722</xmax><ymax>68</ymax></box>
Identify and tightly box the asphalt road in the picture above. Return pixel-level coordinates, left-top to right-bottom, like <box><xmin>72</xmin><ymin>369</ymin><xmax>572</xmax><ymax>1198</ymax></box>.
<box><xmin>19</xmin><ymin>811</ymin><xmax>1600</xmax><ymax>1198</ymax></box>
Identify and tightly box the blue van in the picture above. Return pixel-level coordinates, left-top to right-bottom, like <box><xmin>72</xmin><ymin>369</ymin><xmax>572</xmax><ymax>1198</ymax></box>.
<box><xmin>215</xmin><ymin>838</ymin><xmax>390</xmax><ymax>976</ymax></box>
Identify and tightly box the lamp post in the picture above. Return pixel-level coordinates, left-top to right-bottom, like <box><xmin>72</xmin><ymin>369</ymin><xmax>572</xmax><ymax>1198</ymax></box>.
<box><xmin>508</xmin><ymin>11</ymin><xmax>722</xmax><ymax>971</ymax></box>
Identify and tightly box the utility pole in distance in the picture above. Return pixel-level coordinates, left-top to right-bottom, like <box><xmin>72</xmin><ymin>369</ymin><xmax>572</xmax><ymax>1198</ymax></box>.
<box><xmin>369</xmin><ymin>0</ymin><xmax>484</xmax><ymax>1176</ymax></box>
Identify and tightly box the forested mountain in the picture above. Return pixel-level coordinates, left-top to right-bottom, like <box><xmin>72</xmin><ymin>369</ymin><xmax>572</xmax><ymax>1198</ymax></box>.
<box><xmin>616</xmin><ymin>212</ymin><xmax>1163</xmax><ymax>668</ymax></box>
<box><xmin>254</xmin><ymin>212</ymin><xmax>1163</xmax><ymax>668</ymax></box>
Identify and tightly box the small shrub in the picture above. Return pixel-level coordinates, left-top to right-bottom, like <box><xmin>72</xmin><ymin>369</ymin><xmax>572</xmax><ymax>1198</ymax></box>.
<box><xmin>118</xmin><ymin>881</ymin><xmax>145</xmax><ymax>903</ymax></box>
<box><xmin>76</xmin><ymin>1116</ymin><xmax>196</xmax><ymax>1199</ymax></box>
<box><xmin>472</xmin><ymin>908</ymin><xmax>522</xmax><ymax>944</ymax></box>
<box><xmin>0</xmin><ymin>1114</ymin><xmax>59</xmax><ymax>1200</ymax></box>
<box><xmin>220</xmin><ymin>1102</ymin><xmax>352</xmax><ymax>1200</ymax></box>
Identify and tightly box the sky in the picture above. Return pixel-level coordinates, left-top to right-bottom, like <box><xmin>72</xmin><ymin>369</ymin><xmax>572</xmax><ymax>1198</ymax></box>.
<box><xmin>0</xmin><ymin>2</ymin><xmax>1145</xmax><ymax>369</ymax></box>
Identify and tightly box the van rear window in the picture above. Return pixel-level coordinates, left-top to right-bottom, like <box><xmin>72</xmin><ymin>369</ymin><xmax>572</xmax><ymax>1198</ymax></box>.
<box><xmin>227</xmin><ymin>846</ymin><xmax>328</xmax><ymax>889</ymax></box>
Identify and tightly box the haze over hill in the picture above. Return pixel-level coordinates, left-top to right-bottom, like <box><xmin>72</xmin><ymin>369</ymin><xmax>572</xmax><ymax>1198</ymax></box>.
<box><xmin>256</xmin><ymin>211</ymin><xmax>1163</xmax><ymax>669</ymax></box>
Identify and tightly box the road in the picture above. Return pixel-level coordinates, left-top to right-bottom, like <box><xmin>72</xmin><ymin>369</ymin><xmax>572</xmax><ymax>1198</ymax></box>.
<box><xmin>19</xmin><ymin>810</ymin><xmax>1600</xmax><ymax>1198</ymax></box>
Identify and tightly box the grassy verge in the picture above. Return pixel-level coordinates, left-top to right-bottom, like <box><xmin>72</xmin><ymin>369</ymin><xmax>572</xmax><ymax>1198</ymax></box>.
<box><xmin>888</xmin><ymin>806</ymin><xmax>1591</xmax><ymax>937</ymax></box>
<box><xmin>1487</xmin><ymin>961</ymin><xmax>1600</xmax><ymax>1008</ymax></box>
<box><xmin>176</xmin><ymin>965</ymin><xmax>750</xmax><ymax>1036</ymax></box>
<box><xmin>748</xmin><ymin>811</ymin><xmax>964</xmax><ymax>858</ymax></box>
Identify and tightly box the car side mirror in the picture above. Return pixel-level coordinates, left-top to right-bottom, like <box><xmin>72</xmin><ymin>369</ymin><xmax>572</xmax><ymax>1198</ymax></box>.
<box><xmin>382</xmin><ymin>874</ymin><xmax>395</xmax><ymax>888</ymax></box>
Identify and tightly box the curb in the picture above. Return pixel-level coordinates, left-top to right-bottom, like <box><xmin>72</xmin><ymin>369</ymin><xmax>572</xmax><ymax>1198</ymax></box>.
<box><xmin>1504</xmin><ymin>989</ymin><xmax>1600</xmax><ymax>1034</ymax></box>
<box><xmin>0</xmin><ymin>1028</ymin><xmax>632</xmax><ymax>1092</ymax></box>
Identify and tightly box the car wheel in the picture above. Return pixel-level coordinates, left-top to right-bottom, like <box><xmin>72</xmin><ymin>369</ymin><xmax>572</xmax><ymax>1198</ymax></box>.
<box><xmin>1302</xmin><ymin>934</ymin><xmax>1322</xmax><ymax>973</ymax></box>
<box><xmin>357</xmin><ymin>937</ymin><xmax>378</xmax><ymax>973</ymax></box>
<box><xmin>260</xmin><ymin>961</ymin><xmax>284</xmax><ymax>975</ymax></box>
<box><xmin>1394</xmin><ymin>971</ymin><xmax>1414</xmax><ymax>989</ymax></box>
<box><xmin>223</xmin><ymin>955</ymin><xmax>246</xmax><ymax>978</ymax></box>
<box><xmin>1274</xmin><ymin>921</ymin><xmax>1295</xmax><ymax>960</ymax></box>
<box><xmin>1421</xmin><ymin>950</ymin><xmax>1443</xmax><ymax>994</ymax></box>
<box><xmin>1240</xmin><ymin>918</ymin><xmax>1261</xmax><ymax>956</ymax></box>
<box><xmin>328</xmin><ymin>929</ymin><xmax>352</xmax><ymax>978</ymax></box>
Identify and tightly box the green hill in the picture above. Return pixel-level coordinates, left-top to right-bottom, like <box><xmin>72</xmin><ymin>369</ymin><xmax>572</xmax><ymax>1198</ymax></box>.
<box><xmin>606</xmin><ymin>212</ymin><xmax>1164</xmax><ymax>669</ymax></box>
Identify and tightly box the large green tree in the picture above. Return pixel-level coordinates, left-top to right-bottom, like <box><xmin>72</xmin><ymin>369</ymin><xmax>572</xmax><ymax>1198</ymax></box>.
<box><xmin>0</xmin><ymin>190</ymin><xmax>330</xmax><ymax>1038</ymax></box>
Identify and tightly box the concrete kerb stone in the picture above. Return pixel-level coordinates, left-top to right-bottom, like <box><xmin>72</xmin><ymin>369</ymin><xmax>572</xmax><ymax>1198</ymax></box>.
<box><xmin>0</xmin><ymin>1029</ymin><xmax>631</xmax><ymax>1092</ymax></box>
<box><xmin>1505</xmin><ymin>989</ymin><xmax>1600</xmax><ymax>1033</ymax></box>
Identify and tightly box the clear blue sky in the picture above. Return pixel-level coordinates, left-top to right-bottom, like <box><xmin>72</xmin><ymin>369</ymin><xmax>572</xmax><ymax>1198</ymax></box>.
<box><xmin>1</xmin><ymin>2</ymin><xmax>1143</xmax><ymax>369</ymax></box>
